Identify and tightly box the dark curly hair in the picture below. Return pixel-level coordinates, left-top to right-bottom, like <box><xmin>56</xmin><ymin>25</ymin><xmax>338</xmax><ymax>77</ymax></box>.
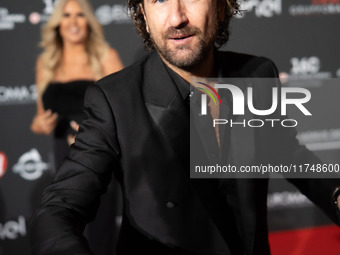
<box><xmin>128</xmin><ymin>0</ymin><xmax>240</xmax><ymax>49</ymax></box>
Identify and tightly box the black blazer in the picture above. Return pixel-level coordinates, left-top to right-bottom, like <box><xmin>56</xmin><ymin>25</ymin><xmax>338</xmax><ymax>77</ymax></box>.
<box><xmin>30</xmin><ymin>51</ymin><xmax>340</xmax><ymax>255</ymax></box>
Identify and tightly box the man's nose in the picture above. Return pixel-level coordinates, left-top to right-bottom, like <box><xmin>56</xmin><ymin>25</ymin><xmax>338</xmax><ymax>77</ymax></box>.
<box><xmin>168</xmin><ymin>0</ymin><xmax>189</xmax><ymax>28</ymax></box>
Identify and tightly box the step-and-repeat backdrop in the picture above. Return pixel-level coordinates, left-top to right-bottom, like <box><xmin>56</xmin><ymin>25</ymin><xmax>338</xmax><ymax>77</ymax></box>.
<box><xmin>1</xmin><ymin>0</ymin><xmax>339</xmax><ymax>254</ymax></box>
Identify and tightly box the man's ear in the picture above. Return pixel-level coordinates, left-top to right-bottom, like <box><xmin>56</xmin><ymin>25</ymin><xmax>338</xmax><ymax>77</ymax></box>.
<box><xmin>140</xmin><ymin>3</ymin><xmax>150</xmax><ymax>33</ymax></box>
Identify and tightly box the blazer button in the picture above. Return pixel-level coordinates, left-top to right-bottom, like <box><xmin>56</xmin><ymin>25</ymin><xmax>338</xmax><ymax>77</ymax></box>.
<box><xmin>166</xmin><ymin>201</ymin><xmax>177</xmax><ymax>208</ymax></box>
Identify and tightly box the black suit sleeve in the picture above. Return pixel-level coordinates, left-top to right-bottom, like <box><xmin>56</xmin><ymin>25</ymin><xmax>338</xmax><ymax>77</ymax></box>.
<box><xmin>288</xmin><ymin>178</ymin><xmax>340</xmax><ymax>225</ymax></box>
<box><xmin>260</xmin><ymin>58</ymin><xmax>340</xmax><ymax>226</ymax></box>
<box><xmin>30</xmin><ymin>85</ymin><xmax>121</xmax><ymax>255</ymax></box>
<box><xmin>269</xmin><ymin>112</ymin><xmax>340</xmax><ymax>225</ymax></box>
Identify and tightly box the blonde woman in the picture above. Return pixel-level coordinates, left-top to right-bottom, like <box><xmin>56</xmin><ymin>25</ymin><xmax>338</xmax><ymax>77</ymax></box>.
<box><xmin>31</xmin><ymin>0</ymin><xmax>123</xmax><ymax>165</ymax></box>
<box><xmin>30</xmin><ymin>0</ymin><xmax>123</xmax><ymax>254</ymax></box>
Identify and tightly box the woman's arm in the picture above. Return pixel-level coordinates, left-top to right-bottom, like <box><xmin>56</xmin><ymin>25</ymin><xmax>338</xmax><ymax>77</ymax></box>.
<box><xmin>30</xmin><ymin>57</ymin><xmax>58</xmax><ymax>135</ymax></box>
<box><xmin>101</xmin><ymin>47</ymin><xmax>124</xmax><ymax>76</ymax></box>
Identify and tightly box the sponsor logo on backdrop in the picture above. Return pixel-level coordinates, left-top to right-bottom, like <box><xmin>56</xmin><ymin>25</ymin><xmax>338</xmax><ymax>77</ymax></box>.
<box><xmin>13</xmin><ymin>149</ymin><xmax>50</xmax><ymax>181</ymax></box>
<box><xmin>29</xmin><ymin>0</ymin><xmax>59</xmax><ymax>25</ymax></box>
<box><xmin>336</xmin><ymin>68</ymin><xmax>340</xmax><ymax>78</ymax></box>
<box><xmin>29</xmin><ymin>2</ymin><xmax>131</xmax><ymax>25</ymax></box>
<box><xmin>0</xmin><ymin>216</ymin><xmax>26</xmax><ymax>240</ymax></box>
<box><xmin>237</xmin><ymin>0</ymin><xmax>282</xmax><ymax>18</ymax></box>
<box><xmin>289</xmin><ymin>0</ymin><xmax>340</xmax><ymax>16</ymax></box>
<box><xmin>267</xmin><ymin>191</ymin><xmax>312</xmax><ymax>209</ymax></box>
<box><xmin>0</xmin><ymin>7</ymin><xmax>26</xmax><ymax>31</ymax></box>
<box><xmin>280</xmin><ymin>56</ymin><xmax>332</xmax><ymax>81</ymax></box>
<box><xmin>297</xmin><ymin>128</ymin><xmax>340</xmax><ymax>151</ymax></box>
<box><xmin>0</xmin><ymin>84</ymin><xmax>37</xmax><ymax>105</ymax></box>
<box><xmin>0</xmin><ymin>151</ymin><xmax>8</xmax><ymax>179</ymax></box>
<box><xmin>95</xmin><ymin>4</ymin><xmax>131</xmax><ymax>25</ymax></box>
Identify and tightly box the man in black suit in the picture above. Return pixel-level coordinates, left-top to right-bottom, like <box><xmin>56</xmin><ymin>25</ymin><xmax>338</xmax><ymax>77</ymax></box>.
<box><xmin>30</xmin><ymin>0</ymin><xmax>340</xmax><ymax>254</ymax></box>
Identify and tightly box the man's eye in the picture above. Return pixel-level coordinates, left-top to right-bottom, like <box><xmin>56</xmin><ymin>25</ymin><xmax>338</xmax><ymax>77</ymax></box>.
<box><xmin>155</xmin><ymin>0</ymin><xmax>166</xmax><ymax>3</ymax></box>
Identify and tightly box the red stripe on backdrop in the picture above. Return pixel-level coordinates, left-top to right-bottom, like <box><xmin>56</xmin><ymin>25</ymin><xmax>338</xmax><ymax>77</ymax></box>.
<box><xmin>269</xmin><ymin>225</ymin><xmax>340</xmax><ymax>255</ymax></box>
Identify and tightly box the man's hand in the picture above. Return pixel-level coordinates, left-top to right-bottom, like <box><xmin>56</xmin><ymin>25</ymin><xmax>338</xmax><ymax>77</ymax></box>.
<box><xmin>67</xmin><ymin>121</ymin><xmax>79</xmax><ymax>145</ymax></box>
<box><xmin>333</xmin><ymin>187</ymin><xmax>340</xmax><ymax>211</ymax></box>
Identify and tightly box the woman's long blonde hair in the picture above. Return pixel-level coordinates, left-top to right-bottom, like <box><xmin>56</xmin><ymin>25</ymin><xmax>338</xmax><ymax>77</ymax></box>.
<box><xmin>38</xmin><ymin>0</ymin><xmax>109</xmax><ymax>93</ymax></box>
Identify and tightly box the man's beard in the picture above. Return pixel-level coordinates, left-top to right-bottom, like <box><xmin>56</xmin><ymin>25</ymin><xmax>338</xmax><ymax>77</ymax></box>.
<box><xmin>150</xmin><ymin>23</ymin><xmax>218</xmax><ymax>70</ymax></box>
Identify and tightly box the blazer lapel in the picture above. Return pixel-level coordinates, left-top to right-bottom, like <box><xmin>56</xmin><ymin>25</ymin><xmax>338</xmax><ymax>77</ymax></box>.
<box><xmin>143</xmin><ymin>52</ymin><xmax>189</xmax><ymax>167</ymax></box>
